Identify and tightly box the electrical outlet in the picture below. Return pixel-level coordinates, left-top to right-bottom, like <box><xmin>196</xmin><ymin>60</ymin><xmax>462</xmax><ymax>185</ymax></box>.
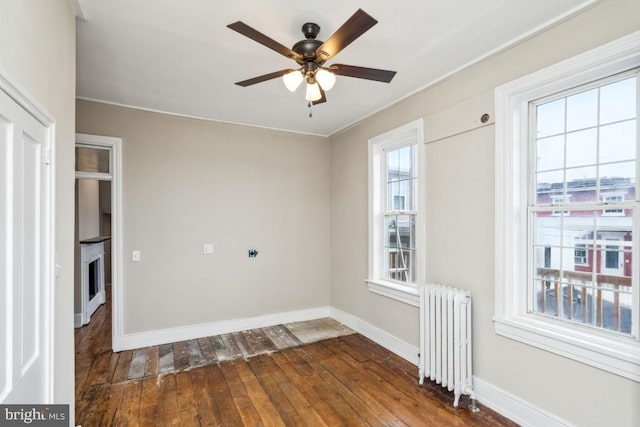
<box><xmin>203</xmin><ymin>243</ymin><xmax>214</xmax><ymax>254</ymax></box>
<box><xmin>131</xmin><ymin>250</ymin><xmax>141</xmax><ymax>262</ymax></box>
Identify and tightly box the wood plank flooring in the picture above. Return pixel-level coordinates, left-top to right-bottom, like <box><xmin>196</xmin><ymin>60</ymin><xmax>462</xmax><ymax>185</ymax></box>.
<box><xmin>76</xmin><ymin>290</ymin><xmax>517</xmax><ymax>426</ymax></box>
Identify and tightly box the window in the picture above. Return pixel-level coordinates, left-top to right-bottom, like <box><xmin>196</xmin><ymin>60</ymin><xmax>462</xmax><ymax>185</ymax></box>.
<box><xmin>532</xmin><ymin>72</ymin><xmax>636</xmax><ymax>334</ymax></box>
<box><xmin>368</xmin><ymin>119</ymin><xmax>424</xmax><ymax>305</ymax></box>
<box><xmin>574</xmin><ymin>244</ymin><xmax>588</xmax><ymax>266</ymax></box>
<box><xmin>550</xmin><ymin>195</ymin><xmax>570</xmax><ymax>216</ymax></box>
<box><xmin>495</xmin><ymin>32</ymin><xmax>640</xmax><ymax>382</ymax></box>
<box><xmin>602</xmin><ymin>193</ymin><xmax>625</xmax><ymax>215</ymax></box>
<box><xmin>76</xmin><ymin>146</ymin><xmax>111</xmax><ymax>174</ymax></box>
<box><xmin>393</xmin><ymin>195</ymin><xmax>406</xmax><ymax>210</ymax></box>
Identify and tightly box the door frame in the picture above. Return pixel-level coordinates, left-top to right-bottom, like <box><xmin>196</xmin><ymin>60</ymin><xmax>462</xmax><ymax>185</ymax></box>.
<box><xmin>601</xmin><ymin>244</ymin><xmax>625</xmax><ymax>276</ymax></box>
<box><xmin>75</xmin><ymin>133</ymin><xmax>123</xmax><ymax>351</ymax></box>
<box><xmin>0</xmin><ymin>72</ymin><xmax>55</xmax><ymax>401</ymax></box>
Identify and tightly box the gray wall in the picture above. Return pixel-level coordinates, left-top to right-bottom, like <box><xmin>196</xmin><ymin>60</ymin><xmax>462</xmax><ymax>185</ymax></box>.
<box><xmin>0</xmin><ymin>0</ymin><xmax>77</xmax><ymax>417</ymax></box>
<box><xmin>76</xmin><ymin>100</ymin><xmax>331</xmax><ymax>333</ymax></box>
<box><xmin>329</xmin><ymin>0</ymin><xmax>640</xmax><ymax>426</ymax></box>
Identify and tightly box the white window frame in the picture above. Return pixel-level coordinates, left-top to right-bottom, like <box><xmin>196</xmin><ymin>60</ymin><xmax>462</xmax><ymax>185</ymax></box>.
<box><xmin>368</xmin><ymin>119</ymin><xmax>425</xmax><ymax>306</ymax></box>
<box><xmin>495</xmin><ymin>31</ymin><xmax>640</xmax><ymax>382</ymax></box>
<box><xmin>574</xmin><ymin>243</ymin><xmax>589</xmax><ymax>266</ymax></box>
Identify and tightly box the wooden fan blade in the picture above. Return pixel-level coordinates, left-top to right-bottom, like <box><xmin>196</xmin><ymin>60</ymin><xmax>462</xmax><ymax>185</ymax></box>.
<box><xmin>316</xmin><ymin>9</ymin><xmax>377</xmax><ymax>62</ymax></box>
<box><xmin>330</xmin><ymin>64</ymin><xmax>396</xmax><ymax>83</ymax></box>
<box><xmin>228</xmin><ymin>21</ymin><xmax>301</xmax><ymax>61</ymax></box>
<box><xmin>235</xmin><ymin>69</ymin><xmax>295</xmax><ymax>87</ymax></box>
<box><xmin>312</xmin><ymin>87</ymin><xmax>327</xmax><ymax>105</ymax></box>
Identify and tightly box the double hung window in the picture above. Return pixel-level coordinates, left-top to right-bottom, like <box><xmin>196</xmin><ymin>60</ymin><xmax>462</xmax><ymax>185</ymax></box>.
<box><xmin>531</xmin><ymin>72</ymin><xmax>636</xmax><ymax>335</ymax></box>
<box><xmin>368</xmin><ymin>119</ymin><xmax>424</xmax><ymax>305</ymax></box>
<box><xmin>495</xmin><ymin>33</ymin><xmax>640</xmax><ymax>381</ymax></box>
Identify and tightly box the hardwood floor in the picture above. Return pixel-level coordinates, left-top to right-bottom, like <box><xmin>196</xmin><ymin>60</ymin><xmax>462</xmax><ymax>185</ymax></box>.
<box><xmin>76</xmin><ymin>291</ymin><xmax>516</xmax><ymax>426</ymax></box>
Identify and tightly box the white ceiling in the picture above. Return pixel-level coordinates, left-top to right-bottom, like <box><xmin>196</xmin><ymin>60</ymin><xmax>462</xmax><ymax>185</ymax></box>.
<box><xmin>76</xmin><ymin>0</ymin><xmax>597</xmax><ymax>136</ymax></box>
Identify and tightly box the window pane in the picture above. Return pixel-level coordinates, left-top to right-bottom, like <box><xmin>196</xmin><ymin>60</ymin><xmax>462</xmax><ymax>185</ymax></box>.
<box><xmin>532</xmin><ymin>279</ymin><xmax>551</xmax><ymax>315</ymax></box>
<box><xmin>599</xmin><ymin>161</ymin><xmax>635</xmax><ymax>192</ymax></box>
<box><xmin>566</xmin><ymin>128</ymin><xmax>597</xmax><ymax>168</ymax></box>
<box><xmin>567</xmin><ymin>88</ymin><xmax>598</xmax><ymax>132</ymax></box>
<box><xmin>387</xmin><ymin>181</ymin><xmax>400</xmax><ymax>210</ymax></box>
<box><xmin>76</xmin><ymin>147</ymin><xmax>110</xmax><ymax>173</ymax></box>
<box><xmin>532</xmin><ymin>207</ymin><xmax>633</xmax><ymax>334</ymax></box>
<box><xmin>399</xmin><ymin>145</ymin><xmax>414</xmax><ymax>178</ymax></box>
<box><xmin>536</xmin><ymin>99</ymin><xmax>565</xmax><ymax>138</ymax></box>
<box><xmin>387</xmin><ymin>180</ymin><xmax>415</xmax><ymax>211</ymax></box>
<box><xmin>388</xmin><ymin>149</ymin><xmax>399</xmax><ymax>177</ymax></box>
<box><xmin>405</xmin><ymin>180</ymin><xmax>415</xmax><ymax>211</ymax></box>
<box><xmin>533</xmin><ymin>214</ymin><xmax>562</xmax><ymax>247</ymax></box>
<box><xmin>600</xmin><ymin>77</ymin><xmax>636</xmax><ymax>124</ymax></box>
<box><xmin>533</xmin><ymin>246</ymin><xmax>556</xmax><ymax>275</ymax></box>
<box><xmin>573</xmin><ymin>243</ymin><xmax>591</xmax><ymax>268</ymax></box>
<box><xmin>563</xmin><ymin>214</ymin><xmax>596</xmax><ymax>247</ymax></box>
<box><xmin>536</xmin><ymin>135</ymin><xmax>564</xmax><ymax>171</ymax></box>
<box><xmin>387</xmin><ymin>145</ymin><xmax>416</xmax><ymax>212</ymax></box>
<box><xmin>605</xmin><ymin>247</ymin><xmax>619</xmax><ymax>269</ymax></box>
<box><xmin>536</xmin><ymin>170</ymin><xmax>564</xmax><ymax>203</ymax></box>
<box><xmin>384</xmin><ymin>214</ymin><xmax>416</xmax><ymax>284</ymax></box>
<box><xmin>566</xmin><ymin>166</ymin><xmax>598</xmax><ymax>203</ymax></box>
<box><xmin>599</xmin><ymin>120</ymin><xmax>636</xmax><ymax>163</ymax></box>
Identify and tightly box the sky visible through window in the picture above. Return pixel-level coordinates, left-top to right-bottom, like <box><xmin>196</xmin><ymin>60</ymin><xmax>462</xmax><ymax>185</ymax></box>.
<box><xmin>535</xmin><ymin>76</ymin><xmax>636</xmax><ymax>195</ymax></box>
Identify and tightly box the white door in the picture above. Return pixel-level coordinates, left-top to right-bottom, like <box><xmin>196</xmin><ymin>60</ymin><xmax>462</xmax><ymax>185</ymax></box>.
<box><xmin>0</xmin><ymin>87</ymin><xmax>53</xmax><ymax>403</ymax></box>
<box><xmin>601</xmin><ymin>243</ymin><xmax>625</xmax><ymax>276</ymax></box>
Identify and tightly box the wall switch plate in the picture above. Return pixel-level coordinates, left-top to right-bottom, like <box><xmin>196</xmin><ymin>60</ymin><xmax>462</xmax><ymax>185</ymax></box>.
<box><xmin>131</xmin><ymin>250</ymin><xmax>141</xmax><ymax>262</ymax></box>
<box><xmin>203</xmin><ymin>244</ymin><xmax>214</xmax><ymax>254</ymax></box>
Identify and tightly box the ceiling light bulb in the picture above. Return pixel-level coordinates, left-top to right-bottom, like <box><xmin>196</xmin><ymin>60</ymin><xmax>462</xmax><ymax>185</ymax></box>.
<box><xmin>283</xmin><ymin>70</ymin><xmax>304</xmax><ymax>92</ymax></box>
<box><xmin>315</xmin><ymin>69</ymin><xmax>336</xmax><ymax>91</ymax></box>
<box><xmin>305</xmin><ymin>82</ymin><xmax>322</xmax><ymax>102</ymax></box>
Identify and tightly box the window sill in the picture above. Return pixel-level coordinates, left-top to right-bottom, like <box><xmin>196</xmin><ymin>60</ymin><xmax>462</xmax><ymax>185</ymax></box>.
<box><xmin>366</xmin><ymin>279</ymin><xmax>419</xmax><ymax>307</ymax></box>
<box><xmin>494</xmin><ymin>314</ymin><xmax>640</xmax><ymax>382</ymax></box>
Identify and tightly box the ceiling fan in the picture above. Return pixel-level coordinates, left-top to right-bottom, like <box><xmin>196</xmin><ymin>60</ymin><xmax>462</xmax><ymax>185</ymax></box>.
<box><xmin>227</xmin><ymin>9</ymin><xmax>397</xmax><ymax>108</ymax></box>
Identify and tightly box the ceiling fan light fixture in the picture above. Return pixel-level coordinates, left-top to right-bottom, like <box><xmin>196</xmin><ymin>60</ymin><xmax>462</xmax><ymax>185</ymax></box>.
<box><xmin>305</xmin><ymin>82</ymin><xmax>322</xmax><ymax>102</ymax></box>
<box><xmin>283</xmin><ymin>70</ymin><xmax>304</xmax><ymax>92</ymax></box>
<box><xmin>315</xmin><ymin>69</ymin><xmax>336</xmax><ymax>91</ymax></box>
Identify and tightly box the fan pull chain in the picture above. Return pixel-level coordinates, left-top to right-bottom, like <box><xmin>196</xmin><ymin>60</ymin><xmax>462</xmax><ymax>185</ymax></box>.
<box><xmin>308</xmin><ymin>101</ymin><xmax>313</xmax><ymax>118</ymax></box>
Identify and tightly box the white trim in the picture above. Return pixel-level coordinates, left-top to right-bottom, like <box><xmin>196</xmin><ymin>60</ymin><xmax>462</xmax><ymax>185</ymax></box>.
<box><xmin>78</xmin><ymin>242</ymin><xmax>106</xmax><ymax>326</ymax></box>
<box><xmin>329</xmin><ymin>306</ymin><xmax>419</xmax><ymax>365</ymax></box>
<box><xmin>75</xmin><ymin>133</ymin><xmax>123</xmax><ymax>353</ymax></box>
<box><xmin>368</xmin><ymin>119</ymin><xmax>425</xmax><ymax>304</ymax></box>
<box><xmin>330</xmin><ymin>0</ymin><xmax>599</xmax><ymax>137</ymax></box>
<box><xmin>114</xmin><ymin>306</ymin><xmax>330</xmax><ymax>351</ymax></box>
<box><xmin>0</xmin><ymin>69</ymin><xmax>55</xmax><ymax>126</ymax></box>
<box><xmin>0</xmin><ymin>67</ymin><xmax>56</xmax><ymax>401</ymax></box>
<box><xmin>366</xmin><ymin>280</ymin><xmax>419</xmax><ymax>307</ymax></box>
<box><xmin>494</xmin><ymin>31</ymin><xmax>640</xmax><ymax>382</ymax></box>
<box><xmin>473</xmin><ymin>376</ymin><xmax>572</xmax><ymax>427</ymax></box>
<box><xmin>76</xmin><ymin>97</ymin><xmax>327</xmax><ymax>138</ymax></box>
<box><xmin>74</xmin><ymin>314</ymin><xmax>83</xmax><ymax>329</ymax></box>
<box><xmin>108</xmin><ymin>303</ymin><xmax>574</xmax><ymax>426</ymax></box>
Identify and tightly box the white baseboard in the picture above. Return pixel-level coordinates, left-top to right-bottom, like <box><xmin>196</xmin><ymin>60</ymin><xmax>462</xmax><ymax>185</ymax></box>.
<box><xmin>74</xmin><ymin>313</ymin><xmax>83</xmax><ymax>328</ymax></box>
<box><xmin>473</xmin><ymin>376</ymin><xmax>571</xmax><ymax>427</ymax></box>
<box><xmin>329</xmin><ymin>306</ymin><xmax>420</xmax><ymax>365</ymax></box>
<box><xmin>113</xmin><ymin>306</ymin><xmax>331</xmax><ymax>351</ymax></box>
<box><xmin>109</xmin><ymin>304</ymin><xmax>568</xmax><ymax>427</ymax></box>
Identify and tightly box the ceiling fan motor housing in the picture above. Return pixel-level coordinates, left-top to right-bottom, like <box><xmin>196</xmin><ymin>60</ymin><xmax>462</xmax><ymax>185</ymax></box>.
<box><xmin>302</xmin><ymin>22</ymin><xmax>320</xmax><ymax>39</ymax></box>
<box><xmin>292</xmin><ymin>22</ymin><xmax>324</xmax><ymax>62</ymax></box>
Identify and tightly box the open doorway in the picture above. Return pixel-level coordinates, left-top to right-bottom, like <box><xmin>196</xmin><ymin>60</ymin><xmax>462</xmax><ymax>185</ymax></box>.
<box><xmin>73</xmin><ymin>134</ymin><xmax>123</xmax><ymax>351</ymax></box>
<box><xmin>75</xmin><ymin>178</ymin><xmax>110</xmax><ymax>326</ymax></box>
